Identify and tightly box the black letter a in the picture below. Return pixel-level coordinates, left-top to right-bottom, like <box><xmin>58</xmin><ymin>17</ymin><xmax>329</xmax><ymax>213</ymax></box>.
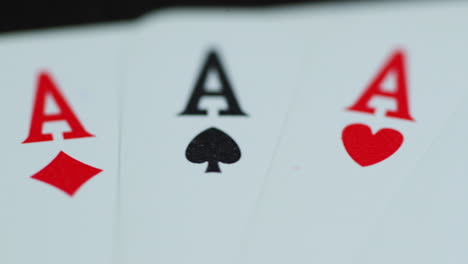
<box><xmin>179</xmin><ymin>50</ymin><xmax>247</xmax><ymax>116</ymax></box>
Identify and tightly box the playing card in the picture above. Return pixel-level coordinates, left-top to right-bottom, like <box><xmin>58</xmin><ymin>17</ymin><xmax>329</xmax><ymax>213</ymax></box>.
<box><xmin>243</xmin><ymin>2</ymin><xmax>468</xmax><ymax>263</ymax></box>
<box><xmin>353</xmin><ymin>96</ymin><xmax>468</xmax><ymax>263</ymax></box>
<box><xmin>0</xmin><ymin>24</ymin><xmax>130</xmax><ymax>264</ymax></box>
<box><xmin>119</xmin><ymin>9</ymin><xmax>302</xmax><ymax>264</ymax></box>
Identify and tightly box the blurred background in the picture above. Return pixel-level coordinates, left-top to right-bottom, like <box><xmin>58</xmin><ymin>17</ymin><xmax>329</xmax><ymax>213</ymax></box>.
<box><xmin>0</xmin><ymin>0</ymin><xmax>420</xmax><ymax>33</ymax></box>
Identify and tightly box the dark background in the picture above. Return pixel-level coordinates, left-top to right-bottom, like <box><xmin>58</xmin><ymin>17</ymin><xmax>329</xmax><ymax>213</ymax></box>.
<box><xmin>0</xmin><ymin>0</ymin><xmax>354</xmax><ymax>33</ymax></box>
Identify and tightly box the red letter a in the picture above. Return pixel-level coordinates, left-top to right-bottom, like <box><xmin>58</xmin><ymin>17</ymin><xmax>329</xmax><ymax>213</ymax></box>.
<box><xmin>347</xmin><ymin>50</ymin><xmax>415</xmax><ymax>121</ymax></box>
<box><xmin>22</xmin><ymin>72</ymin><xmax>94</xmax><ymax>143</ymax></box>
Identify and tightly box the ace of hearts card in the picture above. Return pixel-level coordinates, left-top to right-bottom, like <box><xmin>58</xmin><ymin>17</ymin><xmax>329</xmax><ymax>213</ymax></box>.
<box><xmin>355</xmin><ymin>94</ymin><xmax>468</xmax><ymax>263</ymax></box>
<box><xmin>243</xmin><ymin>2</ymin><xmax>468</xmax><ymax>264</ymax></box>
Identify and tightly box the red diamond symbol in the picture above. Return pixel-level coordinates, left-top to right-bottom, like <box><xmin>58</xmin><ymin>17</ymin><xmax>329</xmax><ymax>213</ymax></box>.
<box><xmin>31</xmin><ymin>151</ymin><xmax>102</xmax><ymax>196</ymax></box>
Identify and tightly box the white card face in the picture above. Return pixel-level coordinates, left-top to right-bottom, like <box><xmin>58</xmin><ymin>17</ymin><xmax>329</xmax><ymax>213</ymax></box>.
<box><xmin>356</xmin><ymin>98</ymin><xmax>468</xmax><ymax>263</ymax></box>
<box><xmin>243</xmin><ymin>2</ymin><xmax>468</xmax><ymax>263</ymax></box>
<box><xmin>0</xmin><ymin>25</ymin><xmax>129</xmax><ymax>264</ymax></box>
<box><xmin>120</xmin><ymin>9</ymin><xmax>302</xmax><ymax>264</ymax></box>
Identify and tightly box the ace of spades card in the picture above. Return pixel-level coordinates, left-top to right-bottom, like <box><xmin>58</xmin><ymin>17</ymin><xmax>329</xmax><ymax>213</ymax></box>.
<box><xmin>243</xmin><ymin>2</ymin><xmax>468</xmax><ymax>264</ymax></box>
<box><xmin>0</xmin><ymin>25</ymin><xmax>129</xmax><ymax>264</ymax></box>
<box><xmin>119</xmin><ymin>9</ymin><xmax>302</xmax><ymax>264</ymax></box>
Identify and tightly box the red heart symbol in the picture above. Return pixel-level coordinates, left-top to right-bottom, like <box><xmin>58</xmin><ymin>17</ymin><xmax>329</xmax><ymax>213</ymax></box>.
<box><xmin>341</xmin><ymin>123</ymin><xmax>403</xmax><ymax>167</ymax></box>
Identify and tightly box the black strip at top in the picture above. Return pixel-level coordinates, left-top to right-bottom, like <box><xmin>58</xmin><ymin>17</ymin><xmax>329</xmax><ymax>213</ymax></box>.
<box><xmin>0</xmin><ymin>0</ymin><xmax>335</xmax><ymax>33</ymax></box>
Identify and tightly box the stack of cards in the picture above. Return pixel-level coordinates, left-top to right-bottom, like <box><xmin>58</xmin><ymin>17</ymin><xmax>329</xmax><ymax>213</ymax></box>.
<box><xmin>1</xmin><ymin>1</ymin><xmax>468</xmax><ymax>263</ymax></box>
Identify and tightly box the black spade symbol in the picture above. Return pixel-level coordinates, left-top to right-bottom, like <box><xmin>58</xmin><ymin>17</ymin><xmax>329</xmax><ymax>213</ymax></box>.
<box><xmin>185</xmin><ymin>127</ymin><xmax>241</xmax><ymax>173</ymax></box>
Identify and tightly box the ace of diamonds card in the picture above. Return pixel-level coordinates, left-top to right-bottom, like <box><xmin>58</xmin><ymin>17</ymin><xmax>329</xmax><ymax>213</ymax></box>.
<box><xmin>119</xmin><ymin>9</ymin><xmax>302</xmax><ymax>264</ymax></box>
<box><xmin>243</xmin><ymin>2</ymin><xmax>468</xmax><ymax>264</ymax></box>
<box><xmin>0</xmin><ymin>24</ymin><xmax>129</xmax><ymax>264</ymax></box>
